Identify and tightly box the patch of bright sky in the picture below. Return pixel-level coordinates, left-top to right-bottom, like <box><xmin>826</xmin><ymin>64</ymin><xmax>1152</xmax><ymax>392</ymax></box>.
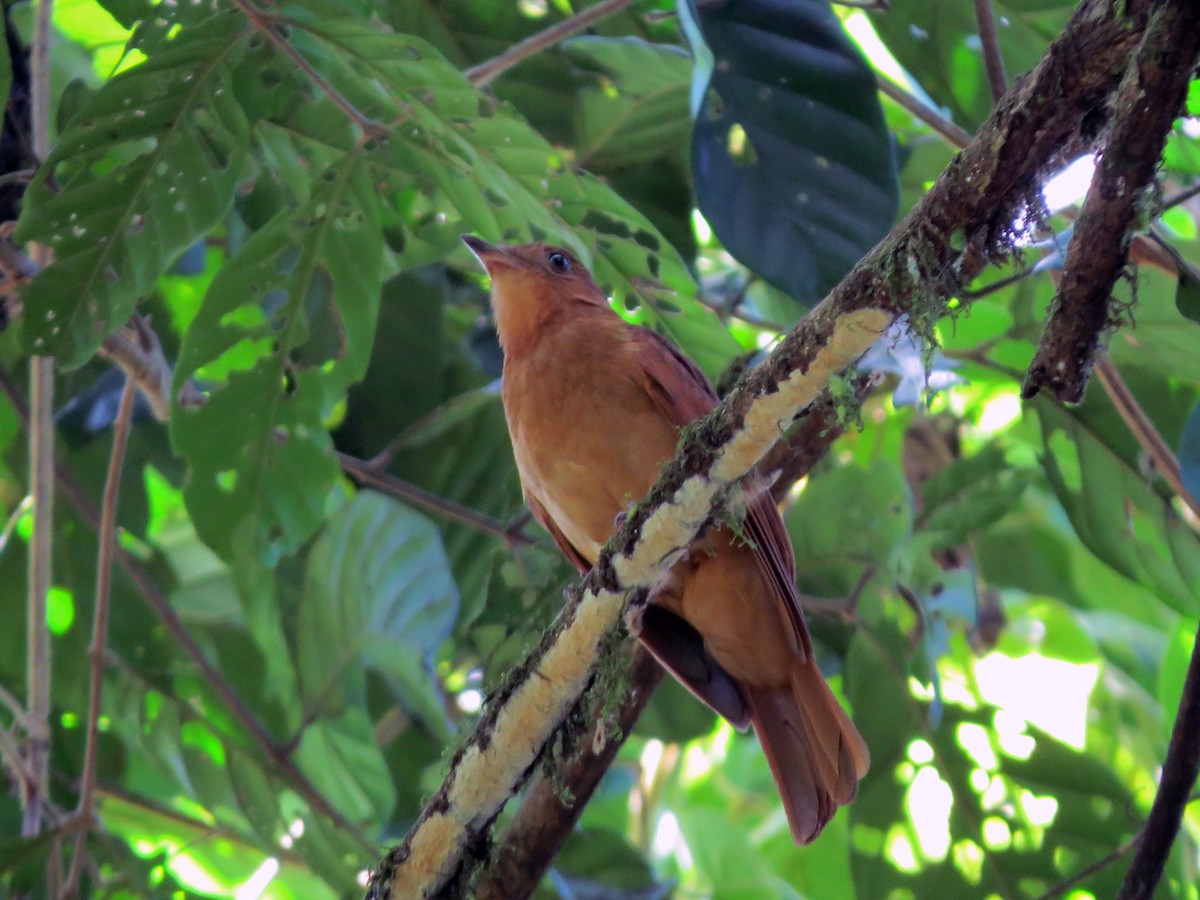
<box><xmin>1042</xmin><ymin>155</ymin><xmax>1098</xmax><ymax>212</ymax></box>
<box><xmin>975</xmin><ymin>652</ymin><xmax>1099</xmax><ymax>749</ymax></box>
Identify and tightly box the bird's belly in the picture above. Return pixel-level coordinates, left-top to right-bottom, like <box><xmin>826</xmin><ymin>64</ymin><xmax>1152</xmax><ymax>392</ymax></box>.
<box><xmin>511</xmin><ymin>404</ymin><xmax>675</xmax><ymax>561</ymax></box>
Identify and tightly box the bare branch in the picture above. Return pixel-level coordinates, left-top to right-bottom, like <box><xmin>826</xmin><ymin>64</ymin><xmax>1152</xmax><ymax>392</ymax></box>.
<box><xmin>1118</xmin><ymin>624</ymin><xmax>1200</xmax><ymax>898</ymax></box>
<box><xmin>338</xmin><ymin>452</ymin><xmax>534</xmax><ymax>548</ymax></box>
<box><xmin>466</xmin><ymin>0</ymin><xmax>639</xmax><ymax>88</ymax></box>
<box><xmin>62</xmin><ymin>373</ymin><xmax>137</xmax><ymax>898</ymax></box>
<box><xmin>22</xmin><ymin>0</ymin><xmax>55</xmax><ymax>844</ymax></box>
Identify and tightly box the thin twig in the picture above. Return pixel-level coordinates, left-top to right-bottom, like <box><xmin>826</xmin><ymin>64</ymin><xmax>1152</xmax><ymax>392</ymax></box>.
<box><xmin>1162</xmin><ymin>180</ymin><xmax>1200</xmax><ymax>211</ymax></box>
<box><xmin>1094</xmin><ymin>357</ymin><xmax>1200</xmax><ymax>516</ymax></box>
<box><xmin>337</xmin><ymin>452</ymin><xmax>534</xmax><ymax>548</ymax></box>
<box><xmin>228</xmin><ymin>0</ymin><xmax>385</xmax><ymax>138</ymax></box>
<box><xmin>0</xmin><ymin>365</ymin><xmax>377</xmax><ymax>859</ymax></box>
<box><xmin>875</xmin><ymin>75</ymin><xmax>975</xmax><ymax>149</ymax></box>
<box><xmin>61</xmin><ymin>375</ymin><xmax>137</xmax><ymax>898</ymax></box>
<box><xmin>1039</xmin><ymin>834</ymin><xmax>1141</xmax><ymax>899</ymax></box>
<box><xmin>466</xmin><ymin>0</ymin><xmax>639</xmax><ymax>88</ymax></box>
<box><xmin>973</xmin><ymin>0</ymin><xmax>1009</xmax><ymax>104</ymax></box>
<box><xmin>22</xmin><ymin>0</ymin><xmax>55</xmax><ymax>844</ymax></box>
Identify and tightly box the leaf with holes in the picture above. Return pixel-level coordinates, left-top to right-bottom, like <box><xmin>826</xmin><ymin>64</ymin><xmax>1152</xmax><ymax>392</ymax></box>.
<box><xmin>170</xmin><ymin>153</ymin><xmax>382</xmax><ymax>563</ymax></box>
<box><xmin>16</xmin><ymin>11</ymin><xmax>250</xmax><ymax>366</ymax></box>
<box><xmin>563</xmin><ymin>36</ymin><xmax>693</xmax><ymax>170</ymax></box>
<box><xmin>683</xmin><ymin>0</ymin><xmax>898</xmax><ymax>307</ymax></box>
<box><xmin>283</xmin><ymin>16</ymin><xmax>740</xmax><ymax>378</ymax></box>
<box><xmin>296</xmin><ymin>491</ymin><xmax>459</xmax><ymax>739</ymax></box>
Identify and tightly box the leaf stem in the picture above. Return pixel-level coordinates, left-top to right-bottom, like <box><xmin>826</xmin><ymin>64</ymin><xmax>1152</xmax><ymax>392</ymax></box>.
<box><xmin>61</xmin><ymin>374</ymin><xmax>137</xmax><ymax>898</ymax></box>
<box><xmin>466</xmin><ymin>0</ymin><xmax>640</xmax><ymax>88</ymax></box>
<box><xmin>338</xmin><ymin>452</ymin><xmax>534</xmax><ymax>548</ymax></box>
<box><xmin>229</xmin><ymin>0</ymin><xmax>386</xmax><ymax>139</ymax></box>
<box><xmin>1093</xmin><ymin>356</ymin><xmax>1200</xmax><ymax>516</ymax></box>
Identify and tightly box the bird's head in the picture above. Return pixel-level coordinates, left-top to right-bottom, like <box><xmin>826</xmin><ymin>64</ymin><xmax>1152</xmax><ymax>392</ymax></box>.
<box><xmin>462</xmin><ymin>236</ymin><xmax>609</xmax><ymax>354</ymax></box>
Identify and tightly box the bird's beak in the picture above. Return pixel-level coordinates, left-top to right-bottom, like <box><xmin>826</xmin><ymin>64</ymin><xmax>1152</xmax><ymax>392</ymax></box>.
<box><xmin>461</xmin><ymin>234</ymin><xmax>519</xmax><ymax>275</ymax></box>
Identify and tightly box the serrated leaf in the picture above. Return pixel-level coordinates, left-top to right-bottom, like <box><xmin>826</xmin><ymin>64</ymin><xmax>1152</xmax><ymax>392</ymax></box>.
<box><xmin>16</xmin><ymin>12</ymin><xmax>250</xmax><ymax>366</ymax></box>
<box><xmin>563</xmin><ymin>36</ymin><xmax>692</xmax><ymax>170</ymax></box>
<box><xmin>171</xmin><ymin>152</ymin><xmax>382</xmax><ymax>563</ymax></box>
<box><xmin>683</xmin><ymin>0</ymin><xmax>899</xmax><ymax>306</ymax></box>
<box><xmin>297</xmin><ymin>490</ymin><xmax>459</xmax><ymax>738</ymax></box>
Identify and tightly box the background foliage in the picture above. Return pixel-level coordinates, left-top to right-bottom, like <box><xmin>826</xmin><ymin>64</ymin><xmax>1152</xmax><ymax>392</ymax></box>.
<box><xmin>1</xmin><ymin>0</ymin><xmax>1199</xmax><ymax>897</ymax></box>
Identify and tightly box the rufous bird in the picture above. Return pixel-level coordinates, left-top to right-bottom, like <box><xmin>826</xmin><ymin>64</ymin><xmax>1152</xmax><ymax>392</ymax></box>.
<box><xmin>462</xmin><ymin>236</ymin><xmax>869</xmax><ymax>844</ymax></box>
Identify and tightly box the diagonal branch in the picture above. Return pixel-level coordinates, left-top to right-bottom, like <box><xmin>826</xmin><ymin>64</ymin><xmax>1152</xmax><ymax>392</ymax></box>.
<box><xmin>473</xmin><ymin>383</ymin><xmax>867</xmax><ymax>900</ymax></box>
<box><xmin>1023</xmin><ymin>0</ymin><xmax>1200</xmax><ymax>402</ymax></box>
<box><xmin>367</xmin><ymin>2</ymin><xmax>1153</xmax><ymax>895</ymax></box>
<box><xmin>465</xmin><ymin>0</ymin><xmax>639</xmax><ymax>88</ymax></box>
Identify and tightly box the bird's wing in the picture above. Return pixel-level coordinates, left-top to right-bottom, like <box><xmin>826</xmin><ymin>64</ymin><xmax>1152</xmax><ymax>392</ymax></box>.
<box><xmin>525</xmin><ymin>490</ymin><xmax>593</xmax><ymax>574</ymax></box>
<box><xmin>632</xmin><ymin>326</ymin><xmax>813</xmax><ymax>661</ymax></box>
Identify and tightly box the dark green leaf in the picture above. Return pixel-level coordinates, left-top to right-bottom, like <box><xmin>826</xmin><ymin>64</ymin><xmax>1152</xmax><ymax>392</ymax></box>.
<box><xmin>17</xmin><ymin>12</ymin><xmax>251</xmax><ymax>366</ymax></box>
<box><xmin>685</xmin><ymin>0</ymin><xmax>899</xmax><ymax>305</ymax></box>
<box><xmin>171</xmin><ymin>152</ymin><xmax>382</xmax><ymax>563</ymax></box>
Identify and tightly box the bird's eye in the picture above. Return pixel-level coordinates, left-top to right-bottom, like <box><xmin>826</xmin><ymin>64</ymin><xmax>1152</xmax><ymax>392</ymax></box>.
<box><xmin>548</xmin><ymin>251</ymin><xmax>571</xmax><ymax>273</ymax></box>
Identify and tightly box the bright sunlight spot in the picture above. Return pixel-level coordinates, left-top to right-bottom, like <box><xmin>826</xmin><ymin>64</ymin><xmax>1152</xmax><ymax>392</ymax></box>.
<box><xmin>974</xmin><ymin>652</ymin><xmax>1099</xmax><ymax>749</ymax></box>
<box><xmin>906</xmin><ymin>738</ymin><xmax>935</xmax><ymax>765</ymax></box>
<box><xmin>1019</xmin><ymin>790</ymin><xmax>1060</xmax><ymax>827</ymax></box>
<box><xmin>691</xmin><ymin>208</ymin><xmax>714</xmax><ymax>245</ymax></box>
<box><xmin>956</xmin><ymin>722</ymin><xmax>999</xmax><ymax>771</ymax></box>
<box><xmin>234</xmin><ymin>858</ymin><xmax>278</xmax><ymax>900</ymax></box>
<box><xmin>456</xmin><ymin>689</ymin><xmax>483</xmax><ymax>713</ymax></box>
<box><xmin>907</xmin><ymin>766</ymin><xmax>953</xmax><ymax>861</ymax></box>
<box><xmin>1042</xmin><ymin>155</ymin><xmax>1097</xmax><ymax>212</ymax></box>
<box><xmin>653</xmin><ymin>811</ymin><xmax>683</xmax><ymax>857</ymax></box>
<box><xmin>976</xmin><ymin>391</ymin><xmax>1022</xmax><ymax>437</ymax></box>
<box><xmin>843</xmin><ymin>12</ymin><xmax>913</xmax><ymax>90</ymax></box>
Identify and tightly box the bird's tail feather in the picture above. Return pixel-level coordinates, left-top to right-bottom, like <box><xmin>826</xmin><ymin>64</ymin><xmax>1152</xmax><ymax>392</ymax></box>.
<box><xmin>747</xmin><ymin>662</ymin><xmax>869</xmax><ymax>844</ymax></box>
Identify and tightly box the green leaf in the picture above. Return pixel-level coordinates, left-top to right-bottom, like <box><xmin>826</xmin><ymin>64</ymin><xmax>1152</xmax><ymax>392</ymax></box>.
<box><xmin>284</xmin><ymin>16</ymin><xmax>740</xmax><ymax>378</ymax></box>
<box><xmin>846</xmin><ymin>623</ymin><xmax>1135</xmax><ymax>899</ymax></box>
<box><xmin>1157</xmin><ymin>619</ymin><xmax>1195</xmax><ymax>745</ymax></box>
<box><xmin>684</xmin><ymin>0</ymin><xmax>899</xmax><ymax>305</ymax></box>
<box><xmin>1038</xmin><ymin>399</ymin><xmax>1200</xmax><ymax>616</ymax></box>
<box><xmin>293</xmin><ymin>709</ymin><xmax>397</xmax><ymax>828</ymax></box>
<box><xmin>297</xmin><ymin>490</ymin><xmax>459</xmax><ymax>737</ymax></box>
<box><xmin>171</xmin><ymin>151</ymin><xmax>382</xmax><ymax>563</ymax></box>
<box><xmin>919</xmin><ymin>443</ymin><xmax>1034</xmax><ymax>542</ymax></box>
<box><xmin>16</xmin><ymin>11</ymin><xmax>250</xmax><ymax>366</ymax></box>
<box><xmin>786</xmin><ymin>459</ymin><xmax>914</xmax><ymax>595</ymax></box>
<box><xmin>563</xmin><ymin>36</ymin><xmax>692</xmax><ymax>170</ymax></box>
<box><xmin>1173</xmin><ymin>264</ymin><xmax>1200</xmax><ymax>325</ymax></box>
